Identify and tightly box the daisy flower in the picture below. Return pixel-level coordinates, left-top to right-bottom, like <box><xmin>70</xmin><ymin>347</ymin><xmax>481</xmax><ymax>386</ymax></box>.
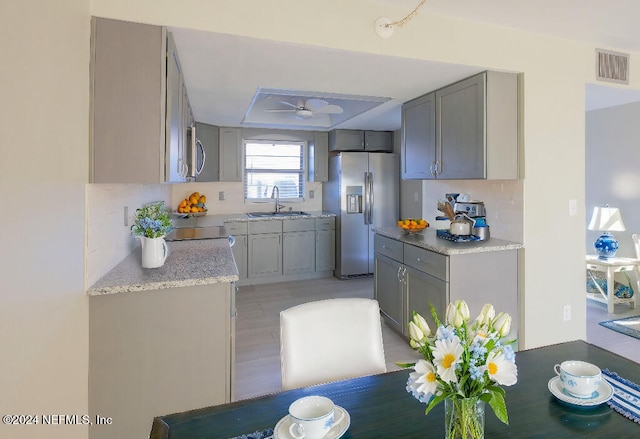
<box><xmin>431</xmin><ymin>338</ymin><xmax>464</xmax><ymax>383</ymax></box>
<box><xmin>483</xmin><ymin>350</ymin><xmax>518</xmax><ymax>386</ymax></box>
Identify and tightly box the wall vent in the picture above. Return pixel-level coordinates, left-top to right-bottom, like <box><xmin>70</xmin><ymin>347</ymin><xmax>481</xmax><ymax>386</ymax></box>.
<box><xmin>596</xmin><ymin>49</ymin><xmax>629</xmax><ymax>84</ymax></box>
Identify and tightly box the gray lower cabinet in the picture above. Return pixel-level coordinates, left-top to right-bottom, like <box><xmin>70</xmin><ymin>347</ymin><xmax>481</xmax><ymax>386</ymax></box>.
<box><xmin>374</xmin><ymin>252</ymin><xmax>404</xmax><ymax>334</ymax></box>
<box><xmin>248</xmin><ymin>233</ymin><xmax>282</xmax><ymax>278</ymax></box>
<box><xmin>228</xmin><ymin>217</ymin><xmax>337</xmax><ymax>283</ymax></box>
<box><xmin>374</xmin><ymin>235</ymin><xmax>448</xmax><ymax>336</ymax></box>
<box><xmin>283</xmin><ymin>231</ymin><xmax>316</xmax><ymax>275</ymax></box>
<box><xmin>283</xmin><ymin>219</ymin><xmax>316</xmax><ymax>275</ymax></box>
<box><xmin>315</xmin><ymin>217</ymin><xmax>335</xmax><ymax>272</ymax></box>
<box><xmin>405</xmin><ymin>265</ymin><xmax>448</xmax><ymax>333</ymax></box>
<box><xmin>374</xmin><ymin>233</ymin><xmax>518</xmax><ymax>340</ymax></box>
<box><xmin>248</xmin><ymin>220</ymin><xmax>283</xmax><ymax>278</ymax></box>
<box><xmin>225</xmin><ymin>221</ymin><xmax>248</xmax><ymax>279</ymax></box>
<box><xmin>89</xmin><ymin>283</ymin><xmax>234</xmax><ymax>439</ymax></box>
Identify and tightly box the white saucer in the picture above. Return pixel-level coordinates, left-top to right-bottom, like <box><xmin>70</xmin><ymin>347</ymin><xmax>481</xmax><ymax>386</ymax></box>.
<box><xmin>273</xmin><ymin>406</ymin><xmax>350</xmax><ymax>439</ymax></box>
<box><xmin>548</xmin><ymin>376</ymin><xmax>613</xmax><ymax>407</ymax></box>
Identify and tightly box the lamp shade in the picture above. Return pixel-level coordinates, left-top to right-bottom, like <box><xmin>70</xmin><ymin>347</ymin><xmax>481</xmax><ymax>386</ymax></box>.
<box><xmin>588</xmin><ymin>206</ymin><xmax>626</xmax><ymax>232</ymax></box>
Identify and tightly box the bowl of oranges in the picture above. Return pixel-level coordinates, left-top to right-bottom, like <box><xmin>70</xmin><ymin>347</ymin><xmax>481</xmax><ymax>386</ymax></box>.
<box><xmin>397</xmin><ymin>218</ymin><xmax>429</xmax><ymax>234</ymax></box>
<box><xmin>175</xmin><ymin>192</ymin><xmax>207</xmax><ymax>217</ymax></box>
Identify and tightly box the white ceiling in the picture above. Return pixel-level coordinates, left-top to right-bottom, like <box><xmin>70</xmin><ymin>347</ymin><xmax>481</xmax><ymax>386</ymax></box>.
<box><xmin>171</xmin><ymin>0</ymin><xmax>640</xmax><ymax>131</ymax></box>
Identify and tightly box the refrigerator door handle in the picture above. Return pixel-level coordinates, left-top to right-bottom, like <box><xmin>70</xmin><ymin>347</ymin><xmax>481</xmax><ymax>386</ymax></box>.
<box><xmin>368</xmin><ymin>172</ymin><xmax>374</xmax><ymax>225</ymax></box>
<box><xmin>364</xmin><ymin>172</ymin><xmax>370</xmax><ymax>225</ymax></box>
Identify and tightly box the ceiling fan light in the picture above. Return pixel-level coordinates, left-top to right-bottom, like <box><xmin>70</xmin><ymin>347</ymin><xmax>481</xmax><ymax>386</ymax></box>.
<box><xmin>296</xmin><ymin>109</ymin><xmax>313</xmax><ymax>119</ymax></box>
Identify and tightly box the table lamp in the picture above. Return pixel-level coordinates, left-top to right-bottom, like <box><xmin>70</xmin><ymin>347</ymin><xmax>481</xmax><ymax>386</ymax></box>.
<box><xmin>588</xmin><ymin>205</ymin><xmax>626</xmax><ymax>259</ymax></box>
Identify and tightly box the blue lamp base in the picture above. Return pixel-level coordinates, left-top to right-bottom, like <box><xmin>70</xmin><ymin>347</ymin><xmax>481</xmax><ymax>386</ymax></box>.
<box><xmin>594</xmin><ymin>232</ymin><xmax>619</xmax><ymax>259</ymax></box>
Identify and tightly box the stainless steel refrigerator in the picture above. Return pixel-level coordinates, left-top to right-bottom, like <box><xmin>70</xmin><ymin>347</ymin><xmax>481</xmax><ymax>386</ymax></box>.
<box><xmin>323</xmin><ymin>152</ymin><xmax>399</xmax><ymax>278</ymax></box>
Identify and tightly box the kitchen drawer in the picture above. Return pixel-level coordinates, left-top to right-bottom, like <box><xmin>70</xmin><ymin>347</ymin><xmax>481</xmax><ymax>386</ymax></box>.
<box><xmin>374</xmin><ymin>234</ymin><xmax>403</xmax><ymax>262</ymax></box>
<box><xmin>283</xmin><ymin>218</ymin><xmax>316</xmax><ymax>232</ymax></box>
<box><xmin>248</xmin><ymin>220</ymin><xmax>282</xmax><ymax>234</ymax></box>
<box><xmin>224</xmin><ymin>221</ymin><xmax>248</xmax><ymax>235</ymax></box>
<box><xmin>315</xmin><ymin>217</ymin><xmax>335</xmax><ymax>230</ymax></box>
<box><xmin>403</xmin><ymin>244</ymin><xmax>448</xmax><ymax>281</ymax></box>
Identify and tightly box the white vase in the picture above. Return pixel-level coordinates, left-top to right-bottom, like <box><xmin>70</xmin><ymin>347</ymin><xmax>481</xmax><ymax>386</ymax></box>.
<box><xmin>139</xmin><ymin>236</ymin><xmax>169</xmax><ymax>268</ymax></box>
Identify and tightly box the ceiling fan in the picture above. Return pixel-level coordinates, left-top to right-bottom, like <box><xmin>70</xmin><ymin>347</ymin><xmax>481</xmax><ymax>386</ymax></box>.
<box><xmin>264</xmin><ymin>98</ymin><xmax>344</xmax><ymax>119</ymax></box>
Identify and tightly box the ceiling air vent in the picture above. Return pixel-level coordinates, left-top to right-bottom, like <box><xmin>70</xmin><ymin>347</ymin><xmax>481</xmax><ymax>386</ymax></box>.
<box><xmin>596</xmin><ymin>49</ymin><xmax>629</xmax><ymax>84</ymax></box>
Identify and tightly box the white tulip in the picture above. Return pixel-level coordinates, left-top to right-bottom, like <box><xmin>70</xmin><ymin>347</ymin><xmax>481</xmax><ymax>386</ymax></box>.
<box><xmin>412</xmin><ymin>313</ymin><xmax>431</xmax><ymax>337</ymax></box>
<box><xmin>475</xmin><ymin>303</ymin><xmax>495</xmax><ymax>326</ymax></box>
<box><xmin>492</xmin><ymin>312</ymin><xmax>512</xmax><ymax>337</ymax></box>
<box><xmin>409</xmin><ymin>321</ymin><xmax>425</xmax><ymax>342</ymax></box>
<box><xmin>446</xmin><ymin>300</ymin><xmax>470</xmax><ymax>328</ymax></box>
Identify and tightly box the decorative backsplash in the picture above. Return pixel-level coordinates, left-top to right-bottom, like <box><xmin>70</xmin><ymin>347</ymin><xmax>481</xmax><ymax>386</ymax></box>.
<box><xmin>85</xmin><ymin>184</ymin><xmax>171</xmax><ymax>288</ymax></box>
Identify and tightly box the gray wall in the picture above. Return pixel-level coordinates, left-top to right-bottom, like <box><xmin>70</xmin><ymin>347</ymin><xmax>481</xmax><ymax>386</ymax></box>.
<box><xmin>586</xmin><ymin>102</ymin><xmax>640</xmax><ymax>259</ymax></box>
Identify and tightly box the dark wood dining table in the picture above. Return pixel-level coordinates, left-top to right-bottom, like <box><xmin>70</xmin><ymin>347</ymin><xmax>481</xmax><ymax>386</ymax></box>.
<box><xmin>150</xmin><ymin>340</ymin><xmax>639</xmax><ymax>438</ymax></box>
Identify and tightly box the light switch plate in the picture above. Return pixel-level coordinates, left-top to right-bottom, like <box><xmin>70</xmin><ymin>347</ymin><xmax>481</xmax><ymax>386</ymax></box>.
<box><xmin>219</xmin><ymin>191</ymin><xmax>226</xmax><ymax>201</ymax></box>
<box><xmin>309</xmin><ymin>190</ymin><xmax>315</xmax><ymax>199</ymax></box>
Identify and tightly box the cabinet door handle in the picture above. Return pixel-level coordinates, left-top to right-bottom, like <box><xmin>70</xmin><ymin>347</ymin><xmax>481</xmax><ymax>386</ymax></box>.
<box><xmin>397</xmin><ymin>266</ymin><xmax>403</xmax><ymax>282</ymax></box>
<box><xmin>430</xmin><ymin>161</ymin><xmax>436</xmax><ymax>177</ymax></box>
<box><xmin>435</xmin><ymin>160</ymin><xmax>441</xmax><ymax>176</ymax></box>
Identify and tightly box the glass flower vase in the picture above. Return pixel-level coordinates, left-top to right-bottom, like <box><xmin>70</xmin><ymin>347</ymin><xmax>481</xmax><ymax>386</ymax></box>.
<box><xmin>444</xmin><ymin>397</ymin><xmax>485</xmax><ymax>439</ymax></box>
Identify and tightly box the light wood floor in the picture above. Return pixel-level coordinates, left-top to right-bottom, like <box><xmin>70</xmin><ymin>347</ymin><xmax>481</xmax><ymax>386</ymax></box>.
<box><xmin>234</xmin><ymin>276</ymin><xmax>421</xmax><ymax>401</ymax></box>
<box><xmin>234</xmin><ymin>277</ymin><xmax>639</xmax><ymax>401</ymax></box>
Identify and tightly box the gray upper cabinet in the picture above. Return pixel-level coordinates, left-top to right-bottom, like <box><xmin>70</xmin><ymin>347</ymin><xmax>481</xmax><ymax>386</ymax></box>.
<box><xmin>91</xmin><ymin>17</ymin><xmax>166</xmax><ymax>183</ymax></box>
<box><xmin>165</xmin><ymin>31</ymin><xmax>187</xmax><ymax>183</ymax></box>
<box><xmin>364</xmin><ymin>130</ymin><xmax>393</xmax><ymax>152</ymax></box>
<box><xmin>91</xmin><ymin>18</ymin><xmax>193</xmax><ymax>184</ymax></box>
<box><xmin>436</xmin><ymin>74</ymin><xmax>486</xmax><ymax>179</ymax></box>
<box><xmin>401</xmin><ymin>71</ymin><xmax>519</xmax><ymax>180</ymax></box>
<box><xmin>219</xmin><ymin>127</ymin><xmax>243</xmax><ymax>182</ymax></box>
<box><xmin>401</xmin><ymin>93</ymin><xmax>436</xmax><ymax>179</ymax></box>
<box><xmin>329</xmin><ymin>129</ymin><xmax>393</xmax><ymax>152</ymax></box>
<box><xmin>308</xmin><ymin>132</ymin><xmax>328</xmax><ymax>182</ymax></box>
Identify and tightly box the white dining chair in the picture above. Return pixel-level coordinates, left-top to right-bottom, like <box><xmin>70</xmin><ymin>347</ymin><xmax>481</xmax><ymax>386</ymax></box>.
<box><xmin>279</xmin><ymin>298</ymin><xmax>387</xmax><ymax>391</ymax></box>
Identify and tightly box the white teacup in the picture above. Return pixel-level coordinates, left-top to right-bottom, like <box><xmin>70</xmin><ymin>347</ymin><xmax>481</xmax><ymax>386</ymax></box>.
<box><xmin>554</xmin><ymin>360</ymin><xmax>602</xmax><ymax>398</ymax></box>
<box><xmin>288</xmin><ymin>396</ymin><xmax>344</xmax><ymax>439</ymax></box>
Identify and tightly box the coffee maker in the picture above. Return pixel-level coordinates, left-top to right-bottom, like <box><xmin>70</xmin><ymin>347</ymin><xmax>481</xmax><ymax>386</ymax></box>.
<box><xmin>453</xmin><ymin>200</ymin><xmax>490</xmax><ymax>240</ymax></box>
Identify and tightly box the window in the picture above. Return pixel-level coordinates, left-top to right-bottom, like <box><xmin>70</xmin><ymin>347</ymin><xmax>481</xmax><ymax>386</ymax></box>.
<box><xmin>244</xmin><ymin>140</ymin><xmax>305</xmax><ymax>201</ymax></box>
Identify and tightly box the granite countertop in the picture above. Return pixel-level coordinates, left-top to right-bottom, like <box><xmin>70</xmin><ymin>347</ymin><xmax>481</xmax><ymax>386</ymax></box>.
<box><xmin>374</xmin><ymin>227</ymin><xmax>523</xmax><ymax>255</ymax></box>
<box><xmin>87</xmin><ymin>239</ymin><xmax>239</xmax><ymax>296</ymax></box>
<box><xmin>171</xmin><ymin>210</ymin><xmax>335</xmax><ymax>227</ymax></box>
<box><xmin>222</xmin><ymin>210</ymin><xmax>335</xmax><ymax>222</ymax></box>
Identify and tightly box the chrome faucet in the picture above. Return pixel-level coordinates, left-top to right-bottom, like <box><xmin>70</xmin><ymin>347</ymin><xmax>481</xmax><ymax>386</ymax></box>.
<box><xmin>271</xmin><ymin>185</ymin><xmax>284</xmax><ymax>213</ymax></box>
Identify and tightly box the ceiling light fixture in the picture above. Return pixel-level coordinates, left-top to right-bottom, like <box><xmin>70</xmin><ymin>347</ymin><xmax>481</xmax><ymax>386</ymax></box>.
<box><xmin>374</xmin><ymin>0</ymin><xmax>428</xmax><ymax>39</ymax></box>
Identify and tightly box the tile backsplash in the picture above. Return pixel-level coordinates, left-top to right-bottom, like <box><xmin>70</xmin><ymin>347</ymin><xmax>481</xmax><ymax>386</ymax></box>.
<box><xmin>85</xmin><ymin>184</ymin><xmax>171</xmax><ymax>288</ymax></box>
<box><xmin>421</xmin><ymin>179</ymin><xmax>523</xmax><ymax>242</ymax></box>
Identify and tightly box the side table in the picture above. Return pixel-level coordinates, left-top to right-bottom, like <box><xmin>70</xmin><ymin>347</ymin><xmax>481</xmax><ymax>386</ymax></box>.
<box><xmin>586</xmin><ymin>255</ymin><xmax>639</xmax><ymax>313</ymax></box>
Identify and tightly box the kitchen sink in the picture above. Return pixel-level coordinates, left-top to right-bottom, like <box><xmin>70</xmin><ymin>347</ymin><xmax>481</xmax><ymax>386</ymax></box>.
<box><xmin>247</xmin><ymin>211</ymin><xmax>310</xmax><ymax>218</ymax></box>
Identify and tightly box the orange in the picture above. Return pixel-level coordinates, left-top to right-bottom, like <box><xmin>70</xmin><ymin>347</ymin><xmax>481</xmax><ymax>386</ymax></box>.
<box><xmin>199</xmin><ymin>195</ymin><xmax>207</xmax><ymax>204</ymax></box>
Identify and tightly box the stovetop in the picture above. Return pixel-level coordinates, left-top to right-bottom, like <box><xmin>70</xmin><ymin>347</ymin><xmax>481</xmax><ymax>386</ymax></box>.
<box><xmin>165</xmin><ymin>226</ymin><xmax>229</xmax><ymax>241</ymax></box>
<box><xmin>436</xmin><ymin>229</ymin><xmax>481</xmax><ymax>243</ymax></box>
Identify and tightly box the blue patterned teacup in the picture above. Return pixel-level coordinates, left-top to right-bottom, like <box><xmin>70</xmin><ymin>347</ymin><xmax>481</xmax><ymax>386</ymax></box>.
<box><xmin>288</xmin><ymin>396</ymin><xmax>344</xmax><ymax>439</ymax></box>
<box><xmin>554</xmin><ymin>360</ymin><xmax>602</xmax><ymax>398</ymax></box>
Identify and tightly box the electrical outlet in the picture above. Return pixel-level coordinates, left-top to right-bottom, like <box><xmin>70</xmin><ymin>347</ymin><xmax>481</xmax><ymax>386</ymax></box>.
<box><xmin>219</xmin><ymin>191</ymin><xmax>226</xmax><ymax>201</ymax></box>
<box><xmin>124</xmin><ymin>206</ymin><xmax>129</xmax><ymax>227</ymax></box>
<box><xmin>563</xmin><ymin>304</ymin><xmax>571</xmax><ymax>321</ymax></box>
<box><xmin>309</xmin><ymin>190</ymin><xmax>315</xmax><ymax>199</ymax></box>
